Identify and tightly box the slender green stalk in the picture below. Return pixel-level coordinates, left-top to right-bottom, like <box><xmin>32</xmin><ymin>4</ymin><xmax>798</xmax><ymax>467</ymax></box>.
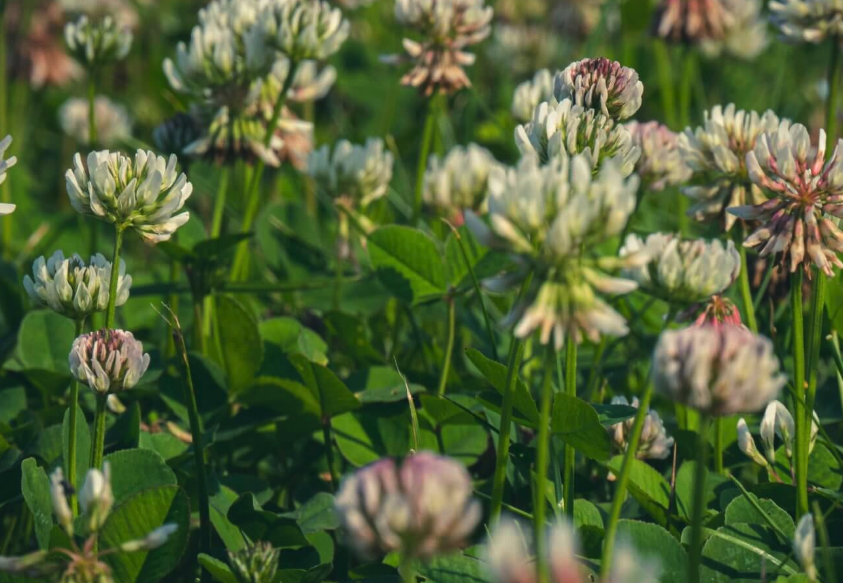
<box><xmin>193</xmin><ymin>298</ymin><xmax>207</xmax><ymax>355</ymax></box>
<box><xmin>436</xmin><ymin>297</ymin><xmax>456</xmax><ymax>396</ymax></box>
<box><xmin>413</xmin><ymin>97</ymin><xmax>438</xmax><ymax>222</ymax></box>
<box><xmin>67</xmin><ymin>318</ymin><xmax>84</xmax><ymax>515</ymax></box>
<box><xmin>714</xmin><ymin>418</ymin><xmax>724</xmax><ymax>474</ymax></box>
<box><xmin>737</xmin><ymin>232</ymin><xmax>758</xmax><ymax>333</ymax></box>
<box><xmin>728</xmin><ymin>474</ymin><xmax>791</xmax><ymax>543</ymax></box>
<box><xmin>562</xmin><ymin>337</ymin><xmax>577</xmax><ymax>517</ymax></box>
<box><xmin>210</xmin><ymin>166</ymin><xmax>230</xmax><ymax>238</ymax></box>
<box><xmin>90</xmin><ymin>394</ymin><xmax>108</xmax><ymax>470</ymax></box>
<box><xmin>104</xmin><ymin>227</ymin><xmax>124</xmax><ymax>329</ymax></box>
<box><xmin>791</xmin><ymin>270</ymin><xmax>808</xmax><ymax>517</ymax></box>
<box><xmin>814</xmin><ymin>501</ymin><xmax>838</xmax><ymax>583</ymax></box>
<box><xmin>801</xmin><ymin>271</ymin><xmax>826</xmax><ymax>513</ymax></box>
<box><xmin>88</xmin><ymin>76</ymin><xmax>98</xmax><ymax>147</ymax></box>
<box><xmin>829</xmin><ymin>332</ymin><xmax>843</xmax><ymax>418</ymax></box>
<box><xmin>534</xmin><ymin>344</ymin><xmax>556</xmax><ymax>583</ymax></box>
<box><xmin>688</xmin><ymin>416</ymin><xmax>710</xmax><ymax>583</ymax></box>
<box><xmin>322</xmin><ymin>421</ymin><xmax>338</xmax><ymax>493</ymax></box>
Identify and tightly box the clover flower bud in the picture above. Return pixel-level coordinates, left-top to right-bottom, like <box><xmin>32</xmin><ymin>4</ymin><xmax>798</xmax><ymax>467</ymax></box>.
<box><xmin>335</xmin><ymin>451</ymin><xmax>481</xmax><ymax>560</ymax></box>
<box><xmin>731</xmin><ymin>122</ymin><xmax>843</xmax><ymax>275</ymax></box>
<box><xmin>515</xmin><ymin>98</ymin><xmax>639</xmax><ymax>174</ymax></box>
<box><xmin>65</xmin><ymin>149</ymin><xmax>193</xmax><ymax>244</ymax></box>
<box><xmin>64</xmin><ymin>15</ymin><xmax>132</xmax><ymax>67</ymax></box>
<box><xmin>50</xmin><ymin>468</ymin><xmax>75</xmax><ymax>536</ymax></box>
<box><xmin>653</xmin><ymin>325</ymin><xmax>785</xmax><ymax>416</ymax></box>
<box><xmin>0</xmin><ymin>551</ymin><xmax>49</xmax><ymax>574</ymax></box>
<box><xmin>23</xmin><ymin>251</ymin><xmax>131</xmax><ymax>320</ymax></box>
<box><xmin>770</xmin><ymin>0</ymin><xmax>843</xmax><ymax>43</ymax></box>
<box><xmin>610</xmin><ymin>396</ymin><xmax>674</xmax><ymax>460</ymax></box>
<box><xmin>699</xmin><ymin>0</ymin><xmax>768</xmax><ymax>60</ymax></box>
<box><xmin>307</xmin><ymin>138</ymin><xmax>394</xmax><ymax>209</ymax></box>
<box><xmin>423</xmin><ymin>144</ymin><xmax>499</xmax><ymax>219</ymax></box>
<box><xmin>228</xmin><ymin>541</ymin><xmax>281</xmax><ymax>583</ymax></box>
<box><xmin>79</xmin><ymin>463</ymin><xmax>114</xmax><ymax>532</ymax></box>
<box><xmin>59</xmin><ymin>96</ymin><xmax>131</xmax><ymax>147</ymax></box>
<box><xmin>625</xmin><ymin>121</ymin><xmax>692</xmax><ymax>191</ymax></box>
<box><xmin>0</xmin><ymin>135</ymin><xmax>17</xmax><ymax>194</ymax></box>
<box><xmin>620</xmin><ymin>233</ymin><xmax>741</xmax><ymax>304</ymax></box>
<box><xmin>120</xmin><ymin>524</ymin><xmax>178</xmax><ymax>552</ymax></box>
<box><xmin>69</xmin><ymin>329</ymin><xmax>150</xmax><ymax>394</ymax></box>
<box><xmin>261</xmin><ymin>0</ymin><xmax>350</xmax><ymax>61</ymax></box>
<box><xmin>652</xmin><ymin>0</ymin><xmax>732</xmax><ymax>44</ymax></box>
<box><xmin>553</xmin><ymin>58</ymin><xmax>643</xmax><ymax>121</ymax></box>
<box><xmin>737</xmin><ymin>418</ymin><xmax>769</xmax><ymax>467</ymax></box>
<box><xmin>691</xmin><ymin>295</ymin><xmax>743</xmax><ymax>328</ymax></box>
<box><xmin>761</xmin><ymin>400</ymin><xmax>795</xmax><ymax>462</ymax></box>
<box><xmin>794</xmin><ymin>514</ymin><xmax>818</xmax><ymax>580</ymax></box>
<box><xmin>512</xmin><ymin>69</ymin><xmax>554</xmax><ymax>123</ymax></box>
<box><xmin>680</xmin><ymin>104</ymin><xmax>782</xmax><ymax>230</ymax></box>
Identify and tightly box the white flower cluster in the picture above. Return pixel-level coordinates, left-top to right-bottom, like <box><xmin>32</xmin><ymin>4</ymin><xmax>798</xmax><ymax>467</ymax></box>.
<box><xmin>625</xmin><ymin>121</ymin><xmax>691</xmax><ymax>191</ymax></box>
<box><xmin>516</xmin><ymin>98</ymin><xmax>639</xmax><ymax>174</ymax></box>
<box><xmin>307</xmin><ymin>138</ymin><xmax>394</xmax><ymax>208</ymax></box>
<box><xmin>512</xmin><ymin>69</ymin><xmax>554</xmax><ymax>123</ymax></box>
<box><xmin>269</xmin><ymin>59</ymin><xmax>337</xmax><ymax>104</ymax></box>
<box><xmin>66</xmin><ymin>150</ymin><xmax>193</xmax><ymax>244</ymax></box>
<box><xmin>23</xmin><ymin>251</ymin><xmax>131</xmax><ymax>320</ymax></box>
<box><xmin>770</xmin><ymin>0</ymin><xmax>843</xmax><ymax>42</ymax></box>
<box><xmin>423</xmin><ymin>144</ymin><xmax>499</xmax><ymax>217</ymax></box>
<box><xmin>737</xmin><ymin>400</ymin><xmax>819</xmax><ymax>470</ymax></box>
<box><xmin>69</xmin><ymin>329</ymin><xmax>151</xmax><ymax>394</ymax></box>
<box><xmin>59</xmin><ymin>95</ymin><xmax>132</xmax><ymax>147</ymax></box>
<box><xmin>620</xmin><ymin>233</ymin><xmax>741</xmax><ymax>304</ymax></box>
<box><xmin>335</xmin><ymin>452</ymin><xmax>481</xmax><ymax>559</ymax></box>
<box><xmin>610</xmin><ymin>396</ymin><xmax>674</xmax><ymax>460</ymax></box>
<box><xmin>262</xmin><ymin>0</ymin><xmax>350</xmax><ymax>61</ymax></box>
<box><xmin>679</xmin><ymin>104</ymin><xmax>781</xmax><ymax>229</ymax></box>
<box><xmin>700</xmin><ymin>0</ymin><xmax>768</xmax><ymax>60</ymax></box>
<box><xmin>654</xmin><ymin>325</ymin><xmax>785</xmax><ymax>416</ymax></box>
<box><xmin>0</xmin><ymin>135</ymin><xmax>16</xmax><ymax>215</ymax></box>
<box><xmin>64</xmin><ymin>14</ymin><xmax>132</xmax><ymax>67</ymax></box>
<box><xmin>553</xmin><ymin>58</ymin><xmax>643</xmax><ymax>121</ymax></box>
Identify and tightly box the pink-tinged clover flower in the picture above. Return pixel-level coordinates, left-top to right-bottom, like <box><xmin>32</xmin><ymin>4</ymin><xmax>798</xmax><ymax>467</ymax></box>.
<box><xmin>553</xmin><ymin>58</ymin><xmax>643</xmax><ymax>121</ymax></box>
<box><xmin>69</xmin><ymin>329</ymin><xmax>151</xmax><ymax>394</ymax></box>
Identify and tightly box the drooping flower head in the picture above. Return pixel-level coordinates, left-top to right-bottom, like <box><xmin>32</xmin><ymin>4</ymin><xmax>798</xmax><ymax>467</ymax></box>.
<box><xmin>228</xmin><ymin>542</ymin><xmax>281</xmax><ymax>583</ymax></box>
<box><xmin>260</xmin><ymin>0</ymin><xmax>350</xmax><ymax>61</ymax></box>
<box><xmin>423</xmin><ymin>144</ymin><xmax>500</xmax><ymax>220</ymax></box>
<box><xmin>69</xmin><ymin>329</ymin><xmax>151</xmax><ymax>394</ymax></box>
<box><xmin>59</xmin><ymin>95</ymin><xmax>132</xmax><ymax>147</ymax></box>
<box><xmin>307</xmin><ymin>138</ymin><xmax>394</xmax><ymax>209</ymax></box>
<box><xmin>23</xmin><ymin>251</ymin><xmax>132</xmax><ymax>320</ymax></box>
<box><xmin>731</xmin><ymin>122</ymin><xmax>843</xmax><ymax>275</ymax></box>
<box><xmin>770</xmin><ymin>0</ymin><xmax>843</xmax><ymax>42</ymax></box>
<box><xmin>64</xmin><ymin>14</ymin><xmax>132</xmax><ymax>67</ymax></box>
<box><xmin>653</xmin><ymin>325</ymin><xmax>785</xmax><ymax>416</ymax></box>
<box><xmin>620</xmin><ymin>233</ymin><xmax>741</xmax><ymax>304</ymax></box>
<box><xmin>515</xmin><ymin>98</ymin><xmax>639</xmax><ymax>174</ymax></box>
<box><xmin>335</xmin><ymin>451</ymin><xmax>481</xmax><ymax>560</ymax></box>
<box><xmin>609</xmin><ymin>396</ymin><xmax>674</xmax><ymax>460</ymax></box>
<box><xmin>65</xmin><ymin>149</ymin><xmax>193</xmax><ymax>244</ymax></box>
<box><xmin>512</xmin><ymin>68</ymin><xmax>554</xmax><ymax>123</ymax></box>
<box><xmin>553</xmin><ymin>58</ymin><xmax>643</xmax><ymax>121</ymax></box>
<box><xmin>679</xmin><ymin>104</ymin><xmax>782</xmax><ymax>229</ymax></box>
<box><xmin>652</xmin><ymin>0</ymin><xmax>733</xmax><ymax>44</ymax></box>
<box><xmin>0</xmin><ymin>135</ymin><xmax>17</xmax><ymax>215</ymax></box>
<box><xmin>625</xmin><ymin>121</ymin><xmax>692</xmax><ymax>191</ymax></box>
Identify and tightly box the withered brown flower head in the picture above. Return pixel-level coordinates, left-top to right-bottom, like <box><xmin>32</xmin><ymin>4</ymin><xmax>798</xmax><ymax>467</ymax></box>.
<box><xmin>652</xmin><ymin>0</ymin><xmax>733</xmax><ymax>44</ymax></box>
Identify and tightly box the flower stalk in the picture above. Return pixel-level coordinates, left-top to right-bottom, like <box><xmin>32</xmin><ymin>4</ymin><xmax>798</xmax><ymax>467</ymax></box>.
<box><xmin>792</xmin><ymin>269</ymin><xmax>809</xmax><ymax>517</ymax></box>
<box><xmin>533</xmin><ymin>343</ymin><xmax>555</xmax><ymax>583</ymax></box>
<box><xmin>414</xmin><ymin>96</ymin><xmax>439</xmax><ymax>222</ymax></box>
<box><xmin>67</xmin><ymin>318</ymin><xmax>84</xmax><ymax>515</ymax></box>
<box><xmin>562</xmin><ymin>336</ymin><xmax>577</xmax><ymax>517</ymax></box>
<box><xmin>105</xmin><ymin>227</ymin><xmax>124</xmax><ymax>329</ymax></box>
<box><xmin>90</xmin><ymin>394</ymin><xmax>108</xmax><ymax>470</ymax></box>
<box><xmin>88</xmin><ymin>76</ymin><xmax>97</xmax><ymax>147</ymax></box>
<box><xmin>688</xmin><ymin>416</ymin><xmax>711</xmax><ymax>583</ymax></box>
<box><xmin>737</xmin><ymin>229</ymin><xmax>758</xmax><ymax>333</ymax></box>
<box><xmin>437</xmin><ymin>296</ymin><xmax>456</xmax><ymax>396</ymax></box>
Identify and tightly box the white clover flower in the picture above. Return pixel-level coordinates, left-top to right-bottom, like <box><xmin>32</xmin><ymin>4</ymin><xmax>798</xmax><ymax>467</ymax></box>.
<box><xmin>335</xmin><ymin>451</ymin><xmax>481</xmax><ymax>560</ymax></box>
<box><xmin>79</xmin><ymin>463</ymin><xmax>114</xmax><ymax>532</ymax></box>
<box><xmin>261</xmin><ymin>0</ymin><xmax>350</xmax><ymax>61</ymax></box>
<box><xmin>761</xmin><ymin>400</ymin><xmax>795</xmax><ymax>461</ymax></box>
<box><xmin>620</xmin><ymin>233</ymin><xmax>741</xmax><ymax>304</ymax></box>
<box><xmin>65</xmin><ymin>149</ymin><xmax>193</xmax><ymax>244</ymax></box>
<box><xmin>50</xmin><ymin>468</ymin><xmax>74</xmax><ymax>536</ymax></box>
<box><xmin>269</xmin><ymin>58</ymin><xmax>337</xmax><ymax>103</ymax></box>
<box><xmin>512</xmin><ymin>68</ymin><xmax>554</xmax><ymax>123</ymax></box>
<box><xmin>423</xmin><ymin>144</ymin><xmax>499</xmax><ymax>218</ymax></box>
<box><xmin>488</xmin><ymin>23</ymin><xmax>560</xmax><ymax>76</ymax></box>
<box><xmin>23</xmin><ymin>251</ymin><xmax>131</xmax><ymax>320</ymax></box>
<box><xmin>679</xmin><ymin>104</ymin><xmax>782</xmax><ymax>230</ymax></box>
<box><xmin>228</xmin><ymin>542</ymin><xmax>281</xmax><ymax>583</ymax></box>
<box><xmin>737</xmin><ymin>418</ymin><xmax>770</xmax><ymax>467</ymax></box>
<box><xmin>732</xmin><ymin>121</ymin><xmax>843</xmax><ymax>275</ymax></box>
<box><xmin>307</xmin><ymin>138</ymin><xmax>394</xmax><ymax>208</ymax></box>
<box><xmin>653</xmin><ymin>0</ymin><xmax>733</xmax><ymax>44</ymax></box>
<box><xmin>794</xmin><ymin>514</ymin><xmax>818</xmax><ymax>581</ymax></box>
<box><xmin>770</xmin><ymin>0</ymin><xmax>843</xmax><ymax>42</ymax></box>
<box><xmin>653</xmin><ymin>325</ymin><xmax>785</xmax><ymax>416</ymax></box>
<box><xmin>69</xmin><ymin>329</ymin><xmax>151</xmax><ymax>394</ymax></box>
<box><xmin>700</xmin><ymin>0</ymin><xmax>768</xmax><ymax>60</ymax></box>
<box><xmin>64</xmin><ymin>14</ymin><xmax>132</xmax><ymax>67</ymax></box>
<box><xmin>0</xmin><ymin>135</ymin><xmax>16</xmax><ymax>215</ymax></box>
<box><xmin>625</xmin><ymin>121</ymin><xmax>692</xmax><ymax>191</ymax></box>
<box><xmin>553</xmin><ymin>58</ymin><xmax>643</xmax><ymax>121</ymax></box>
<box><xmin>59</xmin><ymin>96</ymin><xmax>132</xmax><ymax>147</ymax></box>
<box><xmin>120</xmin><ymin>524</ymin><xmax>179</xmax><ymax>552</ymax></box>
<box><xmin>515</xmin><ymin>98</ymin><xmax>639</xmax><ymax>175</ymax></box>
<box><xmin>609</xmin><ymin>396</ymin><xmax>674</xmax><ymax>460</ymax></box>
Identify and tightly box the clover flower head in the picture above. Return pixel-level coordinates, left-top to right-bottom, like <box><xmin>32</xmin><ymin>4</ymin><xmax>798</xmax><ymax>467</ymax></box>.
<box><xmin>0</xmin><ymin>136</ymin><xmax>17</xmax><ymax>215</ymax></box>
<box><xmin>610</xmin><ymin>396</ymin><xmax>674</xmax><ymax>460</ymax></box>
<box><xmin>488</xmin><ymin>23</ymin><xmax>560</xmax><ymax>75</ymax></box>
<box><xmin>732</xmin><ymin>121</ymin><xmax>843</xmax><ymax>275</ymax></box>
<box><xmin>79</xmin><ymin>463</ymin><xmax>114</xmax><ymax>532</ymax></box>
<box><xmin>794</xmin><ymin>514</ymin><xmax>818</xmax><ymax>580</ymax></box>
<box><xmin>700</xmin><ymin>0</ymin><xmax>768</xmax><ymax>60</ymax></box>
<box><xmin>737</xmin><ymin>418</ymin><xmax>770</xmax><ymax>467</ymax></box>
<box><xmin>625</xmin><ymin>121</ymin><xmax>692</xmax><ymax>191</ymax></box>
<box><xmin>515</xmin><ymin>98</ymin><xmax>639</xmax><ymax>175</ymax></box>
<box><xmin>65</xmin><ymin>149</ymin><xmax>193</xmax><ymax>244</ymax></box>
<box><xmin>761</xmin><ymin>400</ymin><xmax>796</xmax><ymax>461</ymax></box>
<box><xmin>653</xmin><ymin>0</ymin><xmax>733</xmax><ymax>44</ymax></box>
<box><xmin>59</xmin><ymin>96</ymin><xmax>132</xmax><ymax>147</ymax></box>
<box><xmin>423</xmin><ymin>144</ymin><xmax>499</xmax><ymax>218</ymax></box>
<box><xmin>679</xmin><ymin>104</ymin><xmax>782</xmax><ymax>229</ymax></box>
<box><xmin>269</xmin><ymin>58</ymin><xmax>337</xmax><ymax>104</ymax></box>
<box><xmin>307</xmin><ymin>138</ymin><xmax>394</xmax><ymax>208</ymax></box>
<box><xmin>69</xmin><ymin>329</ymin><xmax>151</xmax><ymax>394</ymax></box>
<box><xmin>261</xmin><ymin>0</ymin><xmax>350</xmax><ymax>61</ymax></box>
<box><xmin>228</xmin><ymin>542</ymin><xmax>281</xmax><ymax>583</ymax></box>
<box><xmin>553</xmin><ymin>58</ymin><xmax>643</xmax><ymax>121</ymax></box>
<box><xmin>770</xmin><ymin>0</ymin><xmax>843</xmax><ymax>42</ymax></box>
<box><xmin>335</xmin><ymin>451</ymin><xmax>481</xmax><ymax>560</ymax></box>
<box><xmin>620</xmin><ymin>233</ymin><xmax>741</xmax><ymax>303</ymax></box>
<box><xmin>23</xmin><ymin>251</ymin><xmax>132</xmax><ymax>320</ymax></box>
<box><xmin>50</xmin><ymin>468</ymin><xmax>75</xmax><ymax>536</ymax></box>
<box><xmin>512</xmin><ymin>68</ymin><xmax>554</xmax><ymax>123</ymax></box>
<box><xmin>64</xmin><ymin>14</ymin><xmax>132</xmax><ymax>67</ymax></box>
<box><xmin>653</xmin><ymin>325</ymin><xmax>785</xmax><ymax>416</ymax></box>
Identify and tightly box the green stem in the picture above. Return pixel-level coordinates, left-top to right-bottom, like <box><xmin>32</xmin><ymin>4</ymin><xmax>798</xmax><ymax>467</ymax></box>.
<box><xmin>90</xmin><ymin>394</ymin><xmax>107</xmax><ymax>470</ymax></box>
<box><xmin>830</xmin><ymin>332</ymin><xmax>843</xmax><ymax>420</ymax></box>
<box><xmin>322</xmin><ymin>420</ymin><xmax>338</xmax><ymax>493</ymax></box>
<box><xmin>104</xmin><ymin>227</ymin><xmax>124</xmax><ymax>329</ymax></box>
<box><xmin>826</xmin><ymin>38</ymin><xmax>841</xmax><ymax>143</ymax></box>
<box><xmin>653</xmin><ymin>40</ymin><xmax>677</xmax><ymax>129</ymax></box>
<box><xmin>791</xmin><ymin>269</ymin><xmax>809</xmax><ymax>518</ymax></box>
<box><xmin>413</xmin><ymin>97</ymin><xmax>438</xmax><ymax>222</ymax></box>
<box><xmin>534</xmin><ymin>344</ymin><xmax>555</xmax><ymax>583</ymax></box>
<box><xmin>813</xmin><ymin>501</ymin><xmax>837</xmax><ymax>583</ymax></box>
<box><xmin>398</xmin><ymin>556</ymin><xmax>415</xmax><ymax>583</ymax></box>
<box><xmin>688</xmin><ymin>416</ymin><xmax>711</xmax><ymax>583</ymax></box>
<box><xmin>210</xmin><ymin>166</ymin><xmax>230</xmax><ymax>238</ymax></box>
<box><xmin>714</xmin><ymin>418</ymin><xmax>724</xmax><ymax>475</ymax></box>
<box><xmin>436</xmin><ymin>297</ymin><xmax>456</xmax><ymax>396</ymax></box>
<box><xmin>737</xmin><ymin>230</ymin><xmax>758</xmax><ymax>333</ymax></box>
<box><xmin>801</xmin><ymin>270</ymin><xmax>826</xmax><ymax>511</ymax></box>
<box><xmin>88</xmin><ymin>75</ymin><xmax>97</xmax><ymax>147</ymax></box>
<box><xmin>193</xmin><ymin>297</ymin><xmax>207</xmax><ymax>355</ymax></box>
<box><xmin>67</xmin><ymin>319</ymin><xmax>84</xmax><ymax>515</ymax></box>
<box><xmin>562</xmin><ymin>337</ymin><xmax>577</xmax><ymax>517</ymax></box>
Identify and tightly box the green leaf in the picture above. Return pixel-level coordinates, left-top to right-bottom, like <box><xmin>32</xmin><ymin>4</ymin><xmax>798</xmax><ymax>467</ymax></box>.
<box><xmin>700</xmin><ymin>523</ymin><xmax>800</xmax><ymax>582</ymax></box>
<box><xmin>238</xmin><ymin>376</ymin><xmax>322</xmax><ymax>436</ymax></box>
<box><xmin>280</xmin><ymin>492</ymin><xmax>339</xmax><ymax>534</ymax></box>
<box><xmin>228</xmin><ymin>493</ymin><xmax>309</xmax><ymax>548</ymax></box>
<box><xmin>216</xmin><ymin>296</ymin><xmax>264</xmax><ymax>393</ymax></box>
<box><xmin>16</xmin><ymin>311</ymin><xmax>75</xmax><ymax>374</ymax></box>
<box><xmin>289</xmin><ymin>354</ymin><xmax>361</xmax><ymax>418</ymax></box>
<box><xmin>368</xmin><ymin>226</ymin><xmax>447</xmax><ymax>304</ymax></box>
<box><xmin>607</xmin><ymin>456</ymin><xmax>670</xmax><ymax>525</ymax></box>
<box><xmin>351</xmin><ymin>367</ymin><xmax>426</xmax><ymax>404</ymax></box>
<box><xmin>675</xmin><ymin>461</ymin><xmax>730</xmax><ymax>523</ymax></box>
<box><xmin>199</xmin><ymin>554</ymin><xmax>239</xmax><ymax>583</ymax></box>
<box><xmin>593</xmin><ymin>403</ymin><xmax>638</xmax><ymax>426</ymax></box>
<box><xmin>100</xmin><ymin>485</ymin><xmax>190</xmax><ymax>583</ymax></box>
<box><xmin>416</xmin><ymin>553</ymin><xmax>490</xmax><ymax>583</ymax></box>
<box><xmin>103</xmin><ymin>449</ymin><xmax>177</xmax><ymax>507</ymax></box>
<box><xmin>465</xmin><ymin>348</ymin><xmax>539</xmax><ymax>426</ymax></box>
<box><xmin>21</xmin><ymin>458</ymin><xmax>53</xmax><ymax>549</ymax></box>
<box><xmin>210</xmin><ymin>484</ymin><xmax>248</xmax><ymax>552</ymax></box>
<box><xmin>260</xmin><ymin>317</ymin><xmax>328</xmax><ymax>365</ymax></box>
<box><xmin>616</xmin><ymin>520</ymin><xmax>688</xmax><ymax>582</ymax></box>
<box><xmin>724</xmin><ymin>494</ymin><xmax>795</xmax><ymax>539</ymax></box>
<box><xmin>138</xmin><ymin>432</ymin><xmax>189</xmax><ymax>461</ymax></box>
<box><xmin>444</xmin><ymin>225</ymin><xmax>487</xmax><ymax>287</ymax></box>
<box><xmin>550</xmin><ymin>394</ymin><xmax>612</xmax><ymax>461</ymax></box>
<box><xmin>62</xmin><ymin>404</ymin><xmax>90</xmax><ymax>490</ymax></box>
<box><xmin>773</xmin><ymin>443</ymin><xmax>843</xmax><ymax>490</ymax></box>
<box><xmin>573</xmin><ymin>499</ymin><xmax>604</xmax><ymax>529</ymax></box>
